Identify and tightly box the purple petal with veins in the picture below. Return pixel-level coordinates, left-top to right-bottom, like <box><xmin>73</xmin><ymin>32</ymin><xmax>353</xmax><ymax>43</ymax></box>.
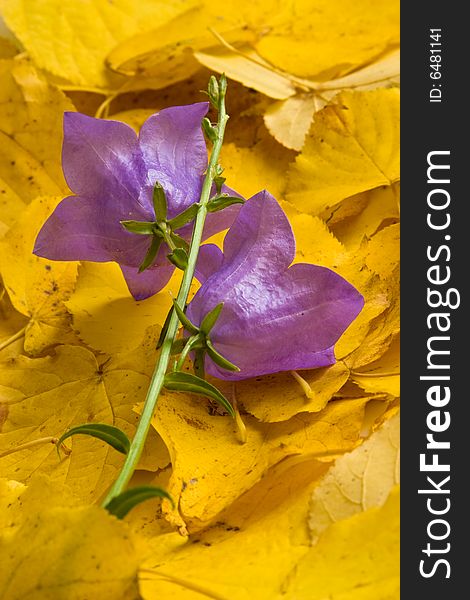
<box><xmin>187</xmin><ymin>191</ymin><xmax>364</xmax><ymax>380</ymax></box>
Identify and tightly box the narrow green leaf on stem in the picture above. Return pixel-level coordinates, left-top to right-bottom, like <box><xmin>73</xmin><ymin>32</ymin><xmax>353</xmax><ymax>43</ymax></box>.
<box><xmin>105</xmin><ymin>485</ymin><xmax>174</xmax><ymax>519</ymax></box>
<box><xmin>153</xmin><ymin>181</ymin><xmax>168</xmax><ymax>221</ymax></box>
<box><xmin>206</xmin><ymin>339</ymin><xmax>240</xmax><ymax>372</ymax></box>
<box><xmin>157</xmin><ymin>307</ymin><xmax>173</xmax><ymax>349</ymax></box>
<box><xmin>56</xmin><ymin>424</ymin><xmax>130</xmax><ymax>457</ymax></box>
<box><xmin>120</xmin><ymin>220</ymin><xmax>156</xmax><ymax>235</ymax></box>
<box><xmin>207</xmin><ymin>195</ymin><xmax>245</xmax><ymax>213</ymax></box>
<box><xmin>172</xmin><ymin>299</ymin><xmax>199</xmax><ymax>334</ymax></box>
<box><xmin>138</xmin><ymin>235</ymin><xmax>162</xmax><ymax>273</ymax></box>
<box><xmin>200</xmin><ymin>302</ymin><xmax>224</xmax><ymax>334</ymax></box>
<box><xmin>167</xmin><ymin>204</ymin><xmax>199</xmax><ymax>230</ymax></box>
<box><xmin>163</xmin><ymin>372</ymin><xmax>235</xmax><ymax>417</ymax></box>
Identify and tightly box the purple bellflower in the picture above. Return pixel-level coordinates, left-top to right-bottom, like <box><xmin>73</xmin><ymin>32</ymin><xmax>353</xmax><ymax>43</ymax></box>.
<box><xmin>187</xmin><ymin>191</ymin><xmax>364</xmax><ymax>381</ymax></box>
<box><xmin>33</xmin><ymin>102</ymin><xmax>241</xmax><ymax>300</ymax></box>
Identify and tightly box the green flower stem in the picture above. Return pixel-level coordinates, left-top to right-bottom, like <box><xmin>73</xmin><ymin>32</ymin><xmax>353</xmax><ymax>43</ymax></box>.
<box><xmin>101</xmin><ymin>77</ymin><xmax>229</xmax><ymax>507</ymax></box>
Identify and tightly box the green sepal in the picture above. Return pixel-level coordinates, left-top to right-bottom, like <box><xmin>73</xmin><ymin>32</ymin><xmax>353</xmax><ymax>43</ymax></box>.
<box><xmin>168</xmin><ymin>248</ymin><xmax>188</xmax><ymax>271</ymax></box>
<box><xmin>138</xmin><ymin>235</ymin><xmax>163</xmax><ymax>273</ymax></box>
<box><xmin>153</xmin><ymin>181</ymin><xmax>168</xmax><ymax>222</ymax></box>
<box><xmin>206</xmin><ymin>339</ymin><xmax>240</xmax><ymax>372</ymax></box>
<box><xmin>202</xmin><ymin>117</ymin><xmax>217</xmax><ymax>143</ymax></box>
<box><xmin>163</xmin><ymin>372</ymin><xmax>235</xmax><ymax>417</ymax></box>
<box><xmin>105</xmin><ymin>485</ymin><xmax>174</xmax><ymax>519</ymax></box>
<box><xmin>120</xmin><ymin>220</ymin><xmax>157</xmax><ymax>235</ymax></box>
<box><xmin>200</xmin><ymin>302</ymin><xmax>223</xmax><ymax>335</ymax></box>
<box><xmin>167</xmin><ymin>204</ymin><xmax>199</xmax><ymax>230</ymax></box>
<box><xmin>56</xmin><ymin>424</ymin><xmax>130</xmax><ymax>457</ymax></box>
<box><xmin>170</xmin><ymin>338</ymin><xmax>188</xmax><ymax>355</ymax></box>
<box><xmin>207</xmin><ymin>195</ymin><xmax>245</xmax><ymax>213</ymax></box>
<box><xmin>208</xmin><ymin>75</ymin><xmax>220</xmax><ymax>108</ymax></box>
<box><xmin>194</xmin><ymin>348</ymin><xmax>206</xmax><ymax>379</ymax></box>
<box><xmin>172</xmin><ymin>299</ymin><xmax>199</xmax><ymax>334</ymax></box>
<box><xmin>219</xmin><ymin>73</ymin><xmax>227</xmax><ymax>97</ymax></box>
<box><xmin>214</xmin><ymin>175</ymin><xmax>226</xmax><ymax>194</ymax></box>
<box><xmin>169</xmin><ymin>232</ymin><xmax>189</xmax><ymax>252</ymax></box>
<box><xmin>157</xmin><ymin>307</ymin><xmax>173</xmax><ymax>349</ymax></box>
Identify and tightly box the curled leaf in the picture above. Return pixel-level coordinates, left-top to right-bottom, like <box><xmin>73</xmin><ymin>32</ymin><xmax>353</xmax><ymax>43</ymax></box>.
<box><xmin>105</xmin><ymin>485</ymin><xmax>174</xmax><ymax>519</ymax></box>
<box><xmin>56</xmin><ymin>423</ymin><xmax>131</xmax><ymax>456</ymax></box>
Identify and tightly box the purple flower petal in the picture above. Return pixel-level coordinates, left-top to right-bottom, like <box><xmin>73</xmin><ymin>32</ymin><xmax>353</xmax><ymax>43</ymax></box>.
<box><xmin>194</xmin><ymin>244</ymin><xmax>224</xmax><ymax>284</ymax></box>
<box><xmin>62</xmin><ymin>112</ymin><xmax>149</xmax><ymax>212</ymax></box>
<box><xmin>187</xmin><ymin>191</ymin><xmax>364</xmax><ymax>380</ymax></box>
<box><xmin>139</xmin><ymin>103</ymin><xmax>209</xmax><ymax>218</ymax></box>
<box><xmin>120</xmin><ymin>262</ymin><xmax>175</xmax><ymax>301</ymax></box>
<box><xmin>33</xmin><ymin>195</ymin><xmax>151</xmax><ymax>264</ymax></box>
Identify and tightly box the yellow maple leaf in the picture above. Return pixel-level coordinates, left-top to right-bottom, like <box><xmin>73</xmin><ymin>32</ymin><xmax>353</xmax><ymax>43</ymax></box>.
<box><xmin>286</xmin><ymin>89</ymin><xmax>400</xmax><ymax>216</ymax></box>
<box><xmin>228</xmin><ymin>361</ymin><xmax>349</xmax><ymax>422</ymax></box>
<box><xmin>139</xmin><ymin>461</ymin><xmax>399</xmax><ymax>600</ymax></box>
<box><xmin>0</xmin><ymin>196</ymin><xmax>78</xmax><ymax>355</ymax></box>
<box><xmin>139</xmin><ymin>458</ymin><xmax>326</xmax><ymax>599</ymax></box>
<box><xmin>0</xmin><ymin>0</ymin><xmax>191</xmax><ymax>90</ymax></box>
<box><xmin>255</xmin><ymin>0</ymin><xmax>399</xmax><ymax>80</ymax></box>
<box><xmin>309</xmin><ymin>413</ymin><xmax>399</xmax><ymax>542</ymax></box>
<box><xmin>0</xmin><ymin>58</ymin><xmax>73</xmax><ymax>230</ymax></box>
<box><xmin>64</xmin><ymin>262</ymin><xmax>192</xmax><ymax>356</ymax></box>
<box><xmin>330</xmin><ymin>185</ymin><xmax>400</xmax><ymax>250</ymax></box>
<box><xmin>0</xmin><ymin>344</ymin><xmax>169</xmax><ymax>501</ymax></box>
<box><xmin>0</xmin><ymin>292</ymin><xmax>28</xmax><ymax>360</ymax></box>
<box><xmin>283</xmin><ymin>487</ymin><xmax>399</xmax><ymax>599</ymax></box>
<box><xmin>351</xmin><ymin>335</ymin><xmax>400</xmax><ymax>397</ymax></box>
<box><xmin>150</xmin><ymin>390</ymin><xmax>369</xmax><ymax>532</ymax></box>
<box><xmin>0</xmin><ymin>475</ymin><xmax>142</xmax><ymax>599</ymax></box>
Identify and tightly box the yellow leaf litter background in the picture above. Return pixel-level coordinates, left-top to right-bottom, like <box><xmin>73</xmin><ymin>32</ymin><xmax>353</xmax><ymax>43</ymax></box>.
<box><xmin>0</xmin><ymin>1</ymin><xmax>399</xmax><ymax>598</ymax></box>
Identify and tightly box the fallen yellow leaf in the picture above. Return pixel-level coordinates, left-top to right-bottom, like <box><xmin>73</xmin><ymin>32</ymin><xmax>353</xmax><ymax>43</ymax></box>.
<box><xmin>0</xmin><ymin>58</ymin><xmax>73</xmax><ymax>229</ymax></box>
<box><xmin>65</xmin><ymin>262</ymin><xmax>188</xmax><ymax>356</ymax></box>
<box><xmin>223</xmin><ymin>362</ymin><xmax>350</xmax><ymax>422</ymax></box>
<box><xmin>140</xmin><ymin>458</ymin><xmax>326</xmax><ymax>600</ymax></box>
<box><xmin>0</xmin><ymin>196</ymin><xmax>78</xmax><ymax>355</ymax></box>
<box><xmin>151</xmin><ymin>390</ymin><xmax>369</xmax><ymax>532</ymax></box>
<box><xmin>351</xmin><ymin>335</ymin><xmax>400</xmax><ymax>397</ymax></box>
<box><xmin>255</xmin><ymin>0</ymin><xmax>399</xmax><ymax>80</ymax></box>
<box><xmin>282</xmin><ymin>486</ymin><xmax>399</xmax><ymax>599</ymax></box>
<box><xmin>0</xmin><ymin>0</ymin><xmax>190</xmax><ymax>89</ymax></box>
<box><xmin>0</xmin><ymin>344</ymin><xmax>169</xmax><ymax>501</ymax></box>
<box><xmin>309</xmin><ymin>413</ymin><xmax>399</xmax><ymax>542</ymax></box>
<box><xmin>0</xmin><ymin>475</ymin><xmax>142</xmax><ymax>600</ymax></box>
<box><xmin>286</xmin><ymin>89</ymin><xmax>400</xmax><ymax>216</ymax></box>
